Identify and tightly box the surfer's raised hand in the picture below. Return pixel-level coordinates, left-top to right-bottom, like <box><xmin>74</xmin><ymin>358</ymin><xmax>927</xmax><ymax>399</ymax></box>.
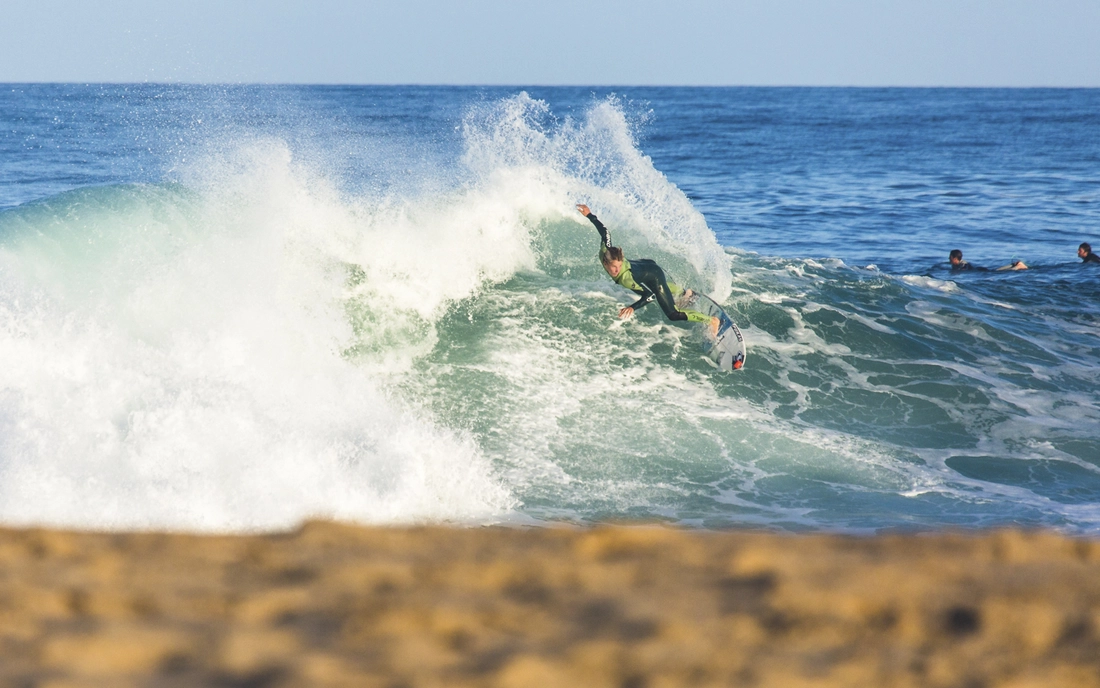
<box><xmin>576</xmin><ymin>204</ymin><xmax>591</xmax><ymax>216</ymax></box>
<box><xmin>618</xmin><ymin>306</ymin><xmax>634</xmax><ymax>319</ymax></box>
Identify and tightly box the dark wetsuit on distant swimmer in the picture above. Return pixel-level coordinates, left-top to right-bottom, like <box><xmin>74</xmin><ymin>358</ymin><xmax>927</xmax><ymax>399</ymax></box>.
<box><xmin>1080</xmin><ymin>243</ymin><xmax>1100</xmax><ymax>264</ymax></box>
<box><xmin>581</xmin><ymin>208</ymin><xmax>713</xmax><ymax>325</ymax></box>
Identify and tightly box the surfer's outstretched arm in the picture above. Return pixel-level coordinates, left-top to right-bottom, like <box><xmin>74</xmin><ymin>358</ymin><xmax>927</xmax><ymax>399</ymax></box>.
<box><xmin>623</xmin><ymin>290</ymin><xmax>656</xmax><ymax>317</ymax></box>
<box><xmin>577</xmin><ymin>204</ymin><xmax>612</xmax><ymax>249</ymax></box>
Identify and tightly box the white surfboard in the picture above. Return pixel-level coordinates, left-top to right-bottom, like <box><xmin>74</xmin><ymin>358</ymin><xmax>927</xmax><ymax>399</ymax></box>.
<box><xmin>677</xmin><ymin>292</ymin><xmax>747</xmax><ymax>372</ymax></box>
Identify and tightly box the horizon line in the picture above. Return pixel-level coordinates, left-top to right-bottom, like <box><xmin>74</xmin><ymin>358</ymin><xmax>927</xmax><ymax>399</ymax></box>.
<box><xmin>3</xmin><ymin>81</ymin><xmax>1100</xmax><ymax>90</ymax></box>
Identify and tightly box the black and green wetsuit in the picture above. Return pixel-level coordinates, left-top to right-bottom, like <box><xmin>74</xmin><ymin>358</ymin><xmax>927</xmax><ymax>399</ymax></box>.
<box><xmin>585</xmin><ymin>212</ymin><xmax>711</xmax><ymax>324</ymax></box>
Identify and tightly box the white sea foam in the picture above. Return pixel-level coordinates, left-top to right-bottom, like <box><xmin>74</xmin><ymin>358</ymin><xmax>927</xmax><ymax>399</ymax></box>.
<box><xmin>0</xmin><ymin>141</ymin><xmax>527</xmax><ymax>531</ymax></box>
<box><xmin>900</xmin><ymin>274</ymin><xmax>959</xmax><ymax>292</ymax></box>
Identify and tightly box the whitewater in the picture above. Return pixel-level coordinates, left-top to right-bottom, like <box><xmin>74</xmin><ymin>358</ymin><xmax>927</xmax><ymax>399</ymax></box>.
<box><xmin>1</xmin><ymin>85</ymin><xmax>1098</xmax><ymax>533</ymax></box>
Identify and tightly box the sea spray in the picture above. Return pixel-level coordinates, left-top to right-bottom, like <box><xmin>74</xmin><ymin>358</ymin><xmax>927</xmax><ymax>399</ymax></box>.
<box><xmin>461</xmin><ymin>93</ymin><xmax>732</xmax><ymax>298</ymax></box>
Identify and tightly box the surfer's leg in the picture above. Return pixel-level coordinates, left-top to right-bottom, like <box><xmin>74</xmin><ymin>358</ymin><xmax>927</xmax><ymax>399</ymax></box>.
<box><xmin>636</xmin><ymin>269</ymin><xmax>687</xmax><ymax>322</ymax></box>
<box><xmin>682</xmin><ymin>309</ymin><xmax>715</xmax><ymax>324</ymax></box>
<box><xmin>654</xmin><ymin>276</ymin><xmax>715</xmax><ymax>325</ymax></box>
<box><xmin>637</xmin><ymin>265</ymin><xmax>714</xmax><ymax>326</ymax></box>
<box><xmin>666</xmin><ymin>288</ymin><xmax>720</xmax><ymax>335</ymax></box>
<box><xmin>679</xmin><ymin>306</ymin><xmax>720</xmax><ymax>337</ymax></box>
<box><xmin>632</xmin><ymin>261</ymin><xmax>720</xmax><ymax>332</ymax></box>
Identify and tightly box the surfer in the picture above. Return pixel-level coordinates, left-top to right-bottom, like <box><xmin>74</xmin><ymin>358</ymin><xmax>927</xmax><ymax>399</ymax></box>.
<box><xmin>1079</xmin><ymin>243</ymin><xmax>1100</xmax><ymax>264</ymax></box>
<box><xmin>577</xmin><ymin>204</ymin><xmax>719</xmax><ymax>335</ymax></box>
<box><xmin>949</xmin><ymin>249</ymin><xmax>1028</xmax><ymax>272</ymax></box>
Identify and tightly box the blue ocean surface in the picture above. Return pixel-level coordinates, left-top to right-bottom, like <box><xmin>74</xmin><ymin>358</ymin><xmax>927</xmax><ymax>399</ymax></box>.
<box><xmin>1</xmin><ymin>85</ymin><xmax>1098</xmax><ymax>533</ymax></box>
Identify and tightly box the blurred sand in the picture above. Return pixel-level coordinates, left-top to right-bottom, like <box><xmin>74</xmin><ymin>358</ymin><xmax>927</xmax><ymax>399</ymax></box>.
<box><xmin>2</xmin><ymin>522</ymin><xmax>1099</xmax><ymax>687</ymax></box>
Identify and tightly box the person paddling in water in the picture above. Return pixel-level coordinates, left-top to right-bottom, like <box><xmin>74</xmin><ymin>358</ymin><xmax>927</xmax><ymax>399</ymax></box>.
<box><xmin>949</xmin><ymin>249</ymin><xmax>1028</xmax><ymax>272</ymax></box>
<box><xmin>577</xmin><ymin>204</ymin><xmax>720</xmax><ymax>336</ymax></box>
<box><xmin>1079</xmin><ymin>242</ymin><xmax>1100</xmax><ymax>264</ymax></box>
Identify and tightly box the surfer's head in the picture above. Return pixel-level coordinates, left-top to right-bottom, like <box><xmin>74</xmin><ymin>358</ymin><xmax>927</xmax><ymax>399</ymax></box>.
<box><xmin>601</xmin><ymin>247</ymin><xmax>624</xmax><ymax>278</ymax></box>
<box><xmin>949</xmin><ymin>249</ymin><xmax>963</xmax><ymax>266</ymax></box>
<box><xmin>1080</xmin><ymin>242</ymin><xmax>1092</xmax><ymax>258</ymax></box>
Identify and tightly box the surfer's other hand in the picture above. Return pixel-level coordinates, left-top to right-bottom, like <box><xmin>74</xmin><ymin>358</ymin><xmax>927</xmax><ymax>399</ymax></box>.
<box><xmin>576</xmin><ymin>204</ymin><xmax>590</xmax><ymax>216</ymax></box>
<box><xmin>618</xmin><ymin>306</ymin><xmax>634</xmax><ymax>319</ymax></box>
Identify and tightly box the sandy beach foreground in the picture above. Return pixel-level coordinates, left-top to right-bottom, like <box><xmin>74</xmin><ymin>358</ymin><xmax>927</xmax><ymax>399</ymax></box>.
<box><xmin>2</xmin><ymin>522</ymin><xmax>1099</xmax><ymax>687</ymax></box>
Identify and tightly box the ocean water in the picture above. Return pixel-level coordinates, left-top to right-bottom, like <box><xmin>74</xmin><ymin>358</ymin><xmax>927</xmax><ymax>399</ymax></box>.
<box><xmin>1</xmin><ymin>84</ymin><xmax>1098</xmax><ymax>533</ymax></box>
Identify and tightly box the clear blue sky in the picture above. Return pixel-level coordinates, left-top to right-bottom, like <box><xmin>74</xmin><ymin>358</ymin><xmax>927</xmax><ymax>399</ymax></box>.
<box><xmin>3</xmin><ymin>0</ymin><xmax>1098</xmax><ymax>86</ymax></box>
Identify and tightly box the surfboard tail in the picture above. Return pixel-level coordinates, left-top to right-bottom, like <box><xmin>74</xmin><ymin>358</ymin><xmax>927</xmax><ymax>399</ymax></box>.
<box><xmin>681</xmin><ymin>291</ymin><xmax>747</xmax><ymax>372</ymax></box>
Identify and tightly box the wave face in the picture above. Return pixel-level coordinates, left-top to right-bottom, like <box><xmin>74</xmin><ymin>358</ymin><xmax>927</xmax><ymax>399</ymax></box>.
<box><xmin>1</xmin><ymin>85</ymin><xmax>1099</xmax><ymax>533</ymax></box>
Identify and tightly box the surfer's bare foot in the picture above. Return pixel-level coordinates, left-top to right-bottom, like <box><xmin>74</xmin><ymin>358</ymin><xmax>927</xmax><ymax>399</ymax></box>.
<box><xmin>708</xmin><ymin>316</ymin><xmax>720</xmax><ymax>338</ymax></box>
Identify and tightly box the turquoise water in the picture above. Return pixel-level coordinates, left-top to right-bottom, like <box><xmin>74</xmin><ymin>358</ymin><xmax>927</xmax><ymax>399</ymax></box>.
<box><xmin>1</xmin><ymin>85</ymin><xmax>1098</xmax><ymax>532</ymax></box>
